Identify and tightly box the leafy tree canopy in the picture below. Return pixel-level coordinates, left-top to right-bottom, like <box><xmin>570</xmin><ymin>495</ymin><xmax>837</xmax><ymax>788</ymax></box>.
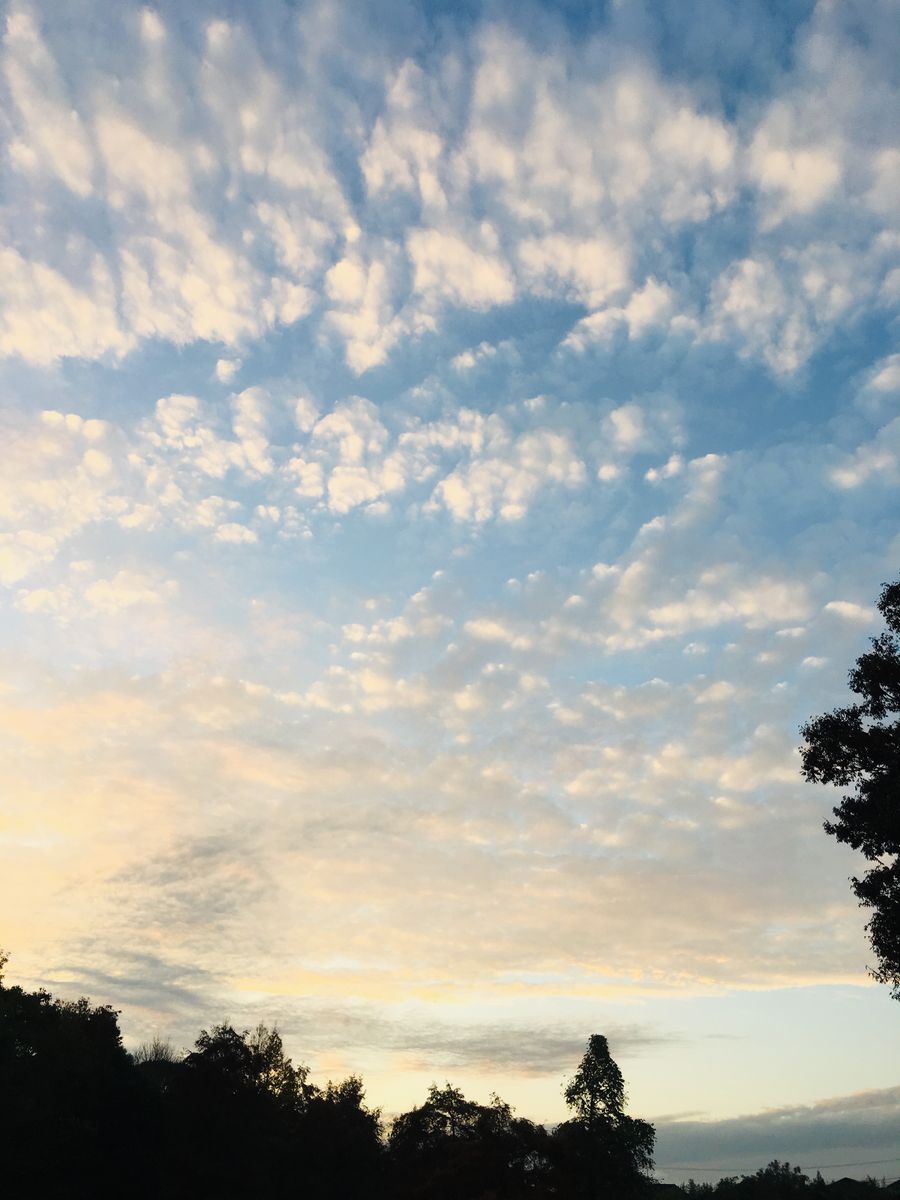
<box><xmin>800</xmin><ymin>578</ymin><xmax>900</xmax><ymax>996</ymax></box>
<box><xmin>564</xmin><ymin>1033</ymin><xmax>626</xmax><ymax>1125</ymax></box>
<box><xmin>558</xmin><ymin>1035</ymin><xmax>655</xmax><ymax>1198</ymax></box>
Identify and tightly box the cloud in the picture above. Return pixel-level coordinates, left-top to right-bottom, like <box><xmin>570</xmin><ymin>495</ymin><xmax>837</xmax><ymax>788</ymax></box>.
<box><xmin>0</xmin><ymin>5</ymin><xmax>349</xmax><ymax>365</ymax></box>
<box><xmin>84</xmin><ymin>570</ymin><xmax>177</xmax><ymax>613</ymax></box>
<box><xmin>465</xmin><ymin>617</ymin><xmax>533</xmax><ymax>651</ymax></box>
<box><xmin>655</xmin><ymin>1086</ymin><xmax>900</xmax><ymax>1181</ymax></box>
<box><xmin>0</xmin><ymin>610</ymin><xmax>874</xmax><ymax>1020</ymax></box>
<box><xmin>215</xmin><ymin>357</ymin><xmax>241</xmax><ymax>384</ymax></box>
<box><xmin>0</xmin><ymin>246</ymin><xmax>131</xmax><ymax>363</ymax></box>
<box><xmin>0</xmin><ymin>409</ymin><xmax>126</xmax><ymax>583</ymax></box>
<box><xmin>518</xmin><ymin>234</ymin><xmax>629</xmax><ymax>310</ymax></box>
<box><xmin>214</xmin><ymin>522</ymin><xmax>258</xmax><ymax>545</ymax></box>
<box><xmin>3</xmin><ymin>10</ymin><xmax>95</xmax><ymax>196</ymax></box>
<box><xmin>323</xmin><ymin>244</ymin><xmax>416</xmax><ymax>373</ymax></box>
<box><xmin>43</xmin><ymin>950</ymin><xmax>216</xmax><ymax>1029</ymax></box>
<box><xmin>823</xmin><ymin>601</ymin><xmax>876</xmax><ymax>625</ymax></box>
<box><xmin>257</xmin><ymin>1008</ymin><xmax>680</xmax><ymax>1077</ymax></box>
<box><xmin>2</xmin><ymin>0</ymin><xmax>900</xmax><ymax>1139</ymax></box>
<box><xmin>15</xmin><ymin>569</ymin><xmax>177</xmax><ymax>619</ymax></box>
<box><xmin>564</xmin><ymin>278</ymin><xmax>681</xmax><ymax>349</ymax></box>
<box><xmin>231</xmin><ymin>388</ymin><xmax>273</xmax><ymax>477</ymax></box>
<box><xmin>708</xmin><ymin>257</ymin><xmax>817</xmax><ymax>375</ymax></box>
<box><xmin>830</xmin><ymin>417</ymin><xmax>900</xmax><ymax>490</ymax></box>
<box><xmin>409</xmin><ymin>227</ymin><xmax>516</xmax><ymax>310</ymax></box>
<box><xmin>0</xmin><ymin>0</ymin><xmax>897</xmax><ymax>382</ymax></box>
<box><xmin>428</xmin><ymin>428</ymin><xmax>585</xmax><ymax>523</ymax></box>
<box><xmin>307</xmin><ymin>396</ymin><xmax>408</xmax><ymax>514</ymax></box>
<box><xmin>451</xmin><ymin>341</ymin><xmax>498</xmax><ymax>371</ymax></box>
<box><xmin>749</xmin><ymin>133</ymin><xmax>841</xmax><ymax>227</ymax></box>
<box><xmin>362</xmin><ymin>66</ymin><xmax>444</xmax><ymax>206</ymax></box>
<box><xmin>647</xmin><ymin>573</ymin><xmax>812</xmax><ymax>638</ymax></box>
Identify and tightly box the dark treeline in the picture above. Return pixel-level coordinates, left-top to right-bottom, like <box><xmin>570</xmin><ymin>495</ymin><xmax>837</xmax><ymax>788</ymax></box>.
<box><xmin>679</xmin><ymin>1168</ymin><xmax>893</xmax><ymax>1197</ymax></box>
<box><xmin>0</xmin><ymin>955</ymin><xmax>647</xmax><ymax>1200</ymax></box>
<box><xmin>0</xmin><ymin>957</ymin><xmax>893</xmax><ymax>1199</ymax></box>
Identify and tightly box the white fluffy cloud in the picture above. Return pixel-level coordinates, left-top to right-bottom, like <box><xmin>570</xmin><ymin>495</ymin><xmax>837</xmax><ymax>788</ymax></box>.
<box><xmin>3</xmin><ymin>10</ymin><xmax>95</xmax><ymax>195</ymax></box>
<box><xmin>1</xmin><ymin>2</ymin><xmax>897</xmax><ymax>377</ymax></box>
<box><xmin>830</xmin><ymin>417</ymin><xmax>900</xmax><ymax>490</ymax></box>
<box><xmin>429</xmin><ymin>428</ymin><xmax>585</xmax><ymax>523</ymax></box>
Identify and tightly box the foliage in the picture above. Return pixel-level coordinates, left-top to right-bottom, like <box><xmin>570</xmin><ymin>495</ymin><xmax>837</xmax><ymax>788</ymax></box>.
<box><xmin>800</xmin><ymin>578</ymin><xmax>900</xmax><ymax>996</ymax></box>
<box><xmin>678</xmin><ymin>1163</ymin><xmax>885</xmax><ymax>1200</ymax></box>
<box><xmin>2</xmin><ymin>964</ymin><xmax>893</xmax><ymax>1198</ymax></box>
<box><xmin>564</xmin><ymin>1033</ymin><xmax>626</xmax><ymax>1124</ymax></box>
<box><xmin>165</xmin><ymin>1022</ymin><xmax>316</xmax><ymax>1197</ymax></box>
<box><xmin>557</xmin><ymin>1034</ymin><xmax>656</xmax><ymax>1198</ymax></box>
<box><xmin>304</xmin><ymin>1074</ymin><xmax>385</xmax><ymax>1199</ymax></box>
<box><xmin>389</xmin><ymin>1082</ymin><xmax>553</xmax><ymax>1198</ymax></box>
<box><xmin>743</xmin><ymin>1160</ymin><xmax>810</xmax><ymax>1196</ymax></box>
<box><xmin>132</xmin><ymin>1035</ymin><xmax>178</xmax><ymax>1065</ymax></box>
<box><xmin>0</xmin><ymin>973</ymin><xmax>146</xmax><ymax>1198</ymax></box>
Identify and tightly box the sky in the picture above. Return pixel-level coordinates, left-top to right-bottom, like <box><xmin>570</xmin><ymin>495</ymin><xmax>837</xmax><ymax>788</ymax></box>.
<box><xmin>1</xmin><ymin>0</ymin><xmax>899</xmax><ymax>1182</ymax></box>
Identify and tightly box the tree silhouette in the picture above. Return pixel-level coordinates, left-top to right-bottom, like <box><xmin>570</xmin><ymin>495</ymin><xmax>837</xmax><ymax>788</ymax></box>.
<box><xmin>742</xmin><ymin>1160</ymin><xmax>809</xmax><ymax>1197</ymax></box>
<box><xmin>800</xmin><ymin>577</ymin><xmax>900</xmax><ymax>996</ymax></box>
<box><xmin>164</xmin><ymin>1022</ymin><xmax>311</xmax><ymax>1198</ymax></box>
<box><xmin>564</xmin><ymin>1033</ymin><xmax>626</xmax><ymax>1125</ymax></box>
<box><xmin>304</xmin><ymin>1075</ymin><xmax>385</xmax><ymax>1199</ymax></box>
<box><xmin>555</xmin><ymin>1034</ymin><xmax>655</xmax><ymax>1199</ymax></box>
<box><xmin>0</xmin><ymin>969</ymin><xmax>150</xmax><ymax>1199</ymax></box>
<box><xmin>389</xmin><ymin>1082</ymin><xmax>552</xmax><ymax>1198</ymax></box>
<box><xmin>9</xmin><ymin>957</ymin><xmax>884</xmax><ymax>1199</ymax></box>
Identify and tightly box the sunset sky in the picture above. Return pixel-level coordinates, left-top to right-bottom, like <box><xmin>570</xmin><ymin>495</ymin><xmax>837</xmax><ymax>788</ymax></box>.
<box><xmin>1</xmin><ymin>0</ymin><xmax>899</xmax><ymax>1181</ymax></box>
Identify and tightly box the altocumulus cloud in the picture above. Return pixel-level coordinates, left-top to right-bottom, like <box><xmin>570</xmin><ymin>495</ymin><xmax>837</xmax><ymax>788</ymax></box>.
<box><xmin>0</xmin><ymin>0</ymin><xmax>899</xmax><ymax>1143</ymax></box>
<box><xmin>0</xmin><ymin>1</ymin><xmax>896</xmax><ymax>373</ymax></box>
